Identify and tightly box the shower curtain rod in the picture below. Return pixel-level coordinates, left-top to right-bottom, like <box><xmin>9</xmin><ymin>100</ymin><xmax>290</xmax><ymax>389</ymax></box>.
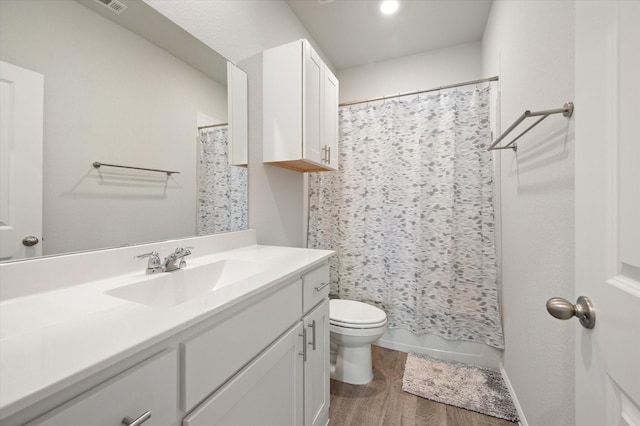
<box><xmin>198</xmin><ymin>122</ymin><xmax>228</xmax><ymax>130</ymax></box>
<box><xmin>338</xmin><ymin>76</ymin><xmax>499</xmax><ymax>107</ymax></box>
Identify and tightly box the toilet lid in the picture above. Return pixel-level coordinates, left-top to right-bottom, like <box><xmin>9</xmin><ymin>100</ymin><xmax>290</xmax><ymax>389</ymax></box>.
<box><xmin>330</xmin><ymin>299</ymin><xmax>387</xmax><ymax>325</ymax></box>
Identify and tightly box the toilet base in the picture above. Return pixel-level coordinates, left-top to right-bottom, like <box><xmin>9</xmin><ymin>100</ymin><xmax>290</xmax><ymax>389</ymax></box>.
<box><xmin>330</xmin><ymin>342</ymin><xmax>374</xmax><ymax>385</ymax></box>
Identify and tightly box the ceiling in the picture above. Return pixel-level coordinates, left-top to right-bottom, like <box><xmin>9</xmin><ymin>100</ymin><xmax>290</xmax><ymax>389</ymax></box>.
<box><xmin>286</xmin><ymin>0</ymin><xmax>493</xmax><ymax>70</ymax></box>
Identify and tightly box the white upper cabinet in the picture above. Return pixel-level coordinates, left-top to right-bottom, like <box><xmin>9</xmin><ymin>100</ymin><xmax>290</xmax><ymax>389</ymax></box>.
<box><xmin>263</xmin><ymin>39</ymin><xmax>339</xmax><ymax>172</ymax></box>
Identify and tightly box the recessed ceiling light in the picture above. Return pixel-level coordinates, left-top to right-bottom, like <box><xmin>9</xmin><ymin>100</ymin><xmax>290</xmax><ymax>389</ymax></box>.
<box><xmin>380</xmin><ymin>0</ymin><xmax>399</xmax><ymax>15</ymax></box>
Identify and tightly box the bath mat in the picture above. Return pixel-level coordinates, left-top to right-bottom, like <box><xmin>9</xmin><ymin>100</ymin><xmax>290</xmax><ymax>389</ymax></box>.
<box><xmin>402</xmin><ymin>353</ymin><xmax>519</xmax><ymax>422</ymax></box>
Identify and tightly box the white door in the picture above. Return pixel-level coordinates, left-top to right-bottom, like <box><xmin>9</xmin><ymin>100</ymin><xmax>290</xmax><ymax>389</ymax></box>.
<box><xmin>575</xmin><ymin>2</ymin><xmax>640</xmax><ymax>425</ymax></box>
<box><xmin>0</xmin><ymin>61</ymin><xmax>44</xmax><ymax>261</ymax></box>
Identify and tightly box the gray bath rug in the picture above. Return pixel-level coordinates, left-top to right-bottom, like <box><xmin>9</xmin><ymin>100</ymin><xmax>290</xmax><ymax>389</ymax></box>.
<box><xmin>402</xmin><ymin>353</ymin><xmax>519</xmax><ymax>423</ymax></box>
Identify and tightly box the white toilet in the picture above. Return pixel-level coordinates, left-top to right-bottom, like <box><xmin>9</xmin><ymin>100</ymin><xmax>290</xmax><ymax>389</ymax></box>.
<box><xmin>329</xmin><ymin>299</ymin><xmax>388</xmax><ymax>385</ymax></box>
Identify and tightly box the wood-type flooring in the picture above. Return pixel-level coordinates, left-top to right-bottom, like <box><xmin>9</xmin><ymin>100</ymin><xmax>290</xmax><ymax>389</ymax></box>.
<box><xmin>329</xmin><ymin>346</ymin><xmax>516</xmax><ymax>426</ymax></box>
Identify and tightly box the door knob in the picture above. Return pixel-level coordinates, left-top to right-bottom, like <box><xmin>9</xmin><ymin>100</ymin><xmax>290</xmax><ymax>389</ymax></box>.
<box><xmin>22</xmin><ymin>236</ymin><xmax>39</xmax><ymax>247</ymax></box>
<box><xmin>546</xmin><ymin>296</ymin><xmax>595</xmax><ymax>329</ymax></box>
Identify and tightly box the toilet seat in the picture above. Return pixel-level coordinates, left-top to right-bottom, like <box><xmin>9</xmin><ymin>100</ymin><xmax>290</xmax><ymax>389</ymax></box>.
<box><xmin>329</xmin><ymin>299</ymin><xmax>387</xmax><ymax>329</ymax></box>
<box><xmin>330</xmin><ymin>318</ymin><xmax>388</xmax><ymax>329</ymax></box>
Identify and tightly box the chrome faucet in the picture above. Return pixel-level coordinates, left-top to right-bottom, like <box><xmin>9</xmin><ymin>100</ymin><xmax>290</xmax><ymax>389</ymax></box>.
<box><xmin>162</xmin><ymin>247</ymin><xmax>192</xmax><ymax>272</ymax></box>
<box><xmin>136</xmin><ymin>251</ymin><xmax>163</xmax><ymax>274</ymax></box>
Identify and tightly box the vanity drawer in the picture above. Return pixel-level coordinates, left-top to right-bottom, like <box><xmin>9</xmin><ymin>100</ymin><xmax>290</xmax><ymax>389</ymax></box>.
<box><xmin>302</xmin><ymin>262</ymin><xmax>330</xmax><ymax>314</ymax></box>
<box><xmin>181</xmin><ymin>279</ymin><xmax>302</xmax><ymax>411</ymax></box>
<box><xmin>28</xmin><ymin>350</ymin><xmax>178</xmax><ymax>426</ymax></box>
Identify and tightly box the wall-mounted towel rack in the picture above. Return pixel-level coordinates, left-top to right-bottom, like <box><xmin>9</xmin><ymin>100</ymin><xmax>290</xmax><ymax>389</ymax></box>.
<box><xmin>488</xmin><ymin>102</ymin><xmax>574</xmax><ymax>152</ymax></box>
<box><xmin>197</xmin><ymin>122</ymin><xmax>228</xmax><ymax>130</ymax></box>
<box><xmin>93</xmin><ymin>161</ymin><xmax>179</xmax><ymax>176</ymax></box>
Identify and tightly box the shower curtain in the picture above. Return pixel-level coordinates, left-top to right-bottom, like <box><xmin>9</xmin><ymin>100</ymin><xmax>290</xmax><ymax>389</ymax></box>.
<box><xmin>308</xmin><ymin>87</ymin><xmax>504</xmax><ymax>349</ymax></box>
<box><xmin>198</xmin><ymin>126</ymin><xmax>247</xmax><ymax>234</ymax></box>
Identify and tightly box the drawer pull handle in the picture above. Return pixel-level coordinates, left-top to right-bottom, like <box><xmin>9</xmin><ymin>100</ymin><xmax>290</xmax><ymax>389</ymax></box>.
<box><xmin>122</xmin><ymin>411</ymin><xmax>151</xmax><ymax>426</ymax></box>
<box><xmin>315</xmin><ymin>281</ymin><xmax>330</xmax><ymax>292</ymax></box>
<box><xmin>308</xmin><ymin>320</ymin><xmax>317</xmax><ymax>351</ymax></box>
<box><xmin>299</xmin><ymin>328</ymin><xmax>308</xmax><ymax>362</ymax></box>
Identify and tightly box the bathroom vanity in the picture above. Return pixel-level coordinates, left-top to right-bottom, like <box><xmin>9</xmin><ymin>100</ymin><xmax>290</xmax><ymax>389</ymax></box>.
<box><xmin>0</xmin><ymin>230</ymin><xmax>332</xmax><ymax>426</ymax></box>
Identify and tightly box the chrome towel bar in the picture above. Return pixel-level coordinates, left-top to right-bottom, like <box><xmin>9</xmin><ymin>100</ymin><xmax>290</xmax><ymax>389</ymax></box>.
<box><xmin>92</xmin><ymin>161</ymin><xmax>179</xmax><ymax>176</ymax></box>
<box><xmin>488</xmin><ymin>101</ymin><xmax>574</xmax><ymax>152</ymax></box>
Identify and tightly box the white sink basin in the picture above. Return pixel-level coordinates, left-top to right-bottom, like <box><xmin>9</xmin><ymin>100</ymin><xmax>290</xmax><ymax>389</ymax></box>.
<box><xmin>106</xmin><ymin>259</ymin><xmax>268</xmax><ymax>307</ymax></box>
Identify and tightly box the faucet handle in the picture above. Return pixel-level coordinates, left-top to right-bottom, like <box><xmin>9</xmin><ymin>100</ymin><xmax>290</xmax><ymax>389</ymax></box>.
<box><xmin>173</xmin><ymin>246</ymin><xmax>193</xmax><ymax>257</ymax></box>
<box><xmin>163</xmin><ymin>247</ymin><xmax>193</xmax><ymax>272</ymax></box>
<box><xmin>136</xmin><ymin>251</ymin><xmax>163</xmax><ymax>274</ymax></box>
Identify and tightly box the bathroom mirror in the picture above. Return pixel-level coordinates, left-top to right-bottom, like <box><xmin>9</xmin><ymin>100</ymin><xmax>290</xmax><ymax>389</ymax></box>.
<box><xmin>0</xmin><ymin>0</ymin><xmax>248</xmax><ymax>262</ymax></box>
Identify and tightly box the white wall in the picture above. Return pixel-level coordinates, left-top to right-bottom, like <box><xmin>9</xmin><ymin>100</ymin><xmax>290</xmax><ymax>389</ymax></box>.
<box><xmin>145</xmin><ymin>0</ymin><xmax>328</xmax><ymax>247</ymax></box>
<box><xmin>144</xmin><ymin>0</ymin><xmax>333</xmax><ymax>72</ymax></box>
<box><xmin>338</xmin><ymin>41</ymin><xmax>482</xmax><ymax>104</ymax></box>
<box><xmin>482</xmin><ymin>1</ymin><xmax>575</xmax><ymax>425</ymax></box>
<box><xmin>0</xmin><ymin>0</ymin><xmax>226</xmax><ymax>255</ymax></box>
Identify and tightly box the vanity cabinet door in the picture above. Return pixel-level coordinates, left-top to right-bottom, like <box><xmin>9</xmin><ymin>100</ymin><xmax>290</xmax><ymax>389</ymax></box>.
<box><xmin>303</xmin><ymin>300</ymin><xmax>330</xmax><ymax>426</ymax></box>
<box><xmin>181</xmin><ymin>279</ymin><xmax>302</xmax><ymax>411</ymax></box>
<box><xmin>27</xmin><ymin>350</ymin><xmax>178</xmax><ymax>426</ymax></box>
<box><xmin>182</xmin><ymin>323</ymin><xmax>304</xmax><ymax>426</ymax></box>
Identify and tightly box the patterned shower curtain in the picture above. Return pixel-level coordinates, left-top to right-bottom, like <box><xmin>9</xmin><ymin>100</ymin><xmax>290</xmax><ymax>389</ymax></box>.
<box><xmin>308</xmin><ymin>87</ymin><xmax>504</xmax><ymax>349</ymax></box>
<box><xmin>198</xmin><ymin>126</ymin><xmax>247</xmax><ymax>234</ymax></box>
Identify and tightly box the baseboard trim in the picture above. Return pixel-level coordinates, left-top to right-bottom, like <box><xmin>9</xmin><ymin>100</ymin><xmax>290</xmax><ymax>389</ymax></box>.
<box><xmin>499</xmin><ymin>365</ymin><xmax>528</xmax><ymax>426</ymax></box>
<box><xmin>376</xmin><ymin>329</ymin><xmax>502</xmax><ymax>369</ymax></box>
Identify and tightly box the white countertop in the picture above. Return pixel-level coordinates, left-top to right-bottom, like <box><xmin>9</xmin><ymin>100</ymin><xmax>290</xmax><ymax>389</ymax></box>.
<box><xmin>0</xmin><ymin>239</ymin><xmax>333</xmax><ymax>419</ymax></box>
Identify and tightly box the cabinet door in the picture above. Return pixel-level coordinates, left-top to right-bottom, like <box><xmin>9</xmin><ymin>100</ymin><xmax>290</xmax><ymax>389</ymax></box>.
<box><xmin>28</xmin><ymin>350</ymin><xmax>178</xmax><ymax>426</ymax></box>
<box><xmin>322</xmin><ymin>66</ymin><xmax>339</xmax><ymax>171</ymax></box>
<box><xmin>263</xmin><ymin>40</ymin><xmax>303</xmax><ymax>163</ymax></box>
<box><xmin>304</xmin><ymin>300</ymin><xmax>330</xmax><ymax>426</ymax></box>
<box><xmin>181</xmin><ymin>279</ymin><xmax>301</xmax><ymax>411</ymax></box>
<box><xmin>183</xmin><ymin>323</ymin><xmax>304</xmax><ymax>426</ymax></box>
<box><xmin>302</xmin><ymin>41</ymin><xmax>323</xmax><ymax>166</ymax></box>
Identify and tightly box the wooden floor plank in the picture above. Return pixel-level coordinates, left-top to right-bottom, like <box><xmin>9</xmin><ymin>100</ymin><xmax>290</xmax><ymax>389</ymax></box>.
<box><xmin>416</xmin><ymin>398</ymin><xmax>448</xmax><ymax>426</ymax></box>
<box><xmin>329</xmin><ymin>346</ymin><xmax>516</xmax><ymax>426</ymax></box>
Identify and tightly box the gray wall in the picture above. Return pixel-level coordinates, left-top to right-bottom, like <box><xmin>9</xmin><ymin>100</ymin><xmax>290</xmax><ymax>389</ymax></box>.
<box><xmin>482</xmin><ymin>1</ymin><xmax>575</xmax><ymax>425</ymax></box>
